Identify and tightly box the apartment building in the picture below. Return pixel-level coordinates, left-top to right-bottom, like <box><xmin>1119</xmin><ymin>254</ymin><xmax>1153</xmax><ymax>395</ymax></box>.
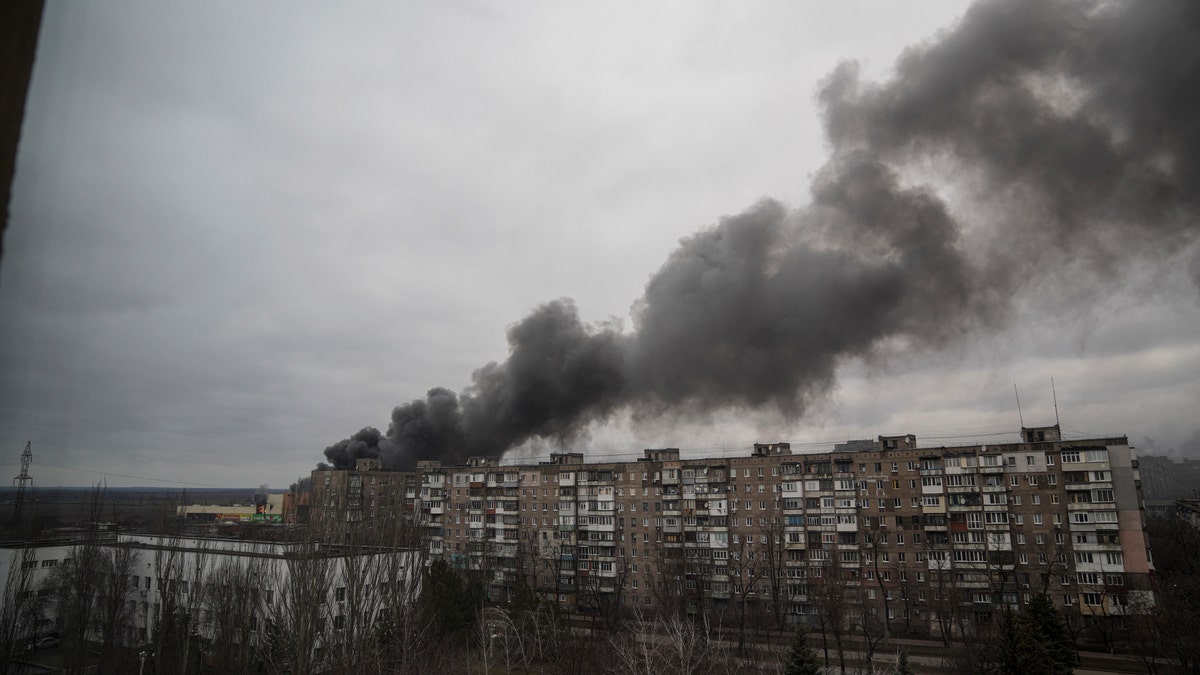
<box><xmin>310</xmin><ymin>425</ymin><xmax>1152</xmax><ymax>636</ymax></box>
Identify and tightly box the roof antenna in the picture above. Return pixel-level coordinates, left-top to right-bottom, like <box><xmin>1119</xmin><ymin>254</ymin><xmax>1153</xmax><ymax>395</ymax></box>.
<box><xmin>1013</xmin><ymin>381</ymin><xmax>1025</xmax><ymax>427</ymax></box>
<box><xmin>1051</xmin><ymin>376</ymin><xmax>1061</xmax><ymax>427</ymax></box>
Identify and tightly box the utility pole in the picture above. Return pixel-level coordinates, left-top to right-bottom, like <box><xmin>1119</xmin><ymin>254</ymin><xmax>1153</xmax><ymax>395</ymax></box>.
<box><xmin>11</xmin><ymin>440</ymin><xmax>32</xmax><ymax>525</ymax></box>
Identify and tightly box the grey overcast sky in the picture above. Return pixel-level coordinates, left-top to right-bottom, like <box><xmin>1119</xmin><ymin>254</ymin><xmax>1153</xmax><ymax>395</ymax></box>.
<box><xmin>3</xmin><ymin>1</ymin><xmax>1199</xmax><ymax>488</ymax></box>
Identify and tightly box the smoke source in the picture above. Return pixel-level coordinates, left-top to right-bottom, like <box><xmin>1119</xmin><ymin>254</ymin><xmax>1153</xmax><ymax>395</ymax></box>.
<box><xmin>323</xmin><ymin>0</ymin><xmax>1200</xmax><ymax>469</ymax></box>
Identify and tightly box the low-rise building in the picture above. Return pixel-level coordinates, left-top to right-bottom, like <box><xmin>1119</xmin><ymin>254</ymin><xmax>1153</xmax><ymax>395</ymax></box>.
<box><xmin>176</xmin><ymin>491</ymin><xmax>286</xmax><ymax>523</ymax></box>
<box><xmin>0</xmin><ymin>533</ymin><xmax>419</xmax><ymax>667</ymax></box>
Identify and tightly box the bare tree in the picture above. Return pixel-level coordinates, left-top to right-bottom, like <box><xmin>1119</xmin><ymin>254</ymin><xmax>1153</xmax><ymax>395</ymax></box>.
<box><xmin>610</xmin><ymin>609</ymin><xmax>730</xmax><ymax>675</ymax></box>
<box><xmin>94</xmin><ymin>543</ymin><xmax>139</xmax><ymax>670</ymax></box>
<box><xmin>893</xmin><ymin>562</ymin><xmax>921</xmax><ymax>637</ymax></box>
<box><xmin>262</xmin><ymin>537</ymin><xmax>333</xmax><ymax>674</ymax></box>
<box><xmin>52</xmin><ymin>485</ymin><xmax>114</xmax><ymax>673</ymax></box>
<box><xmin>203</xmin><ymin>556</ymin><xmax>266</xmax><ymax>674</ymax></box>
<box><xmin>759</xmin><ymin>517</ymin><xmax>789</xmax><ymax>631</ymax></box>
<box><xmin>577</xmin><ymin>555</ymin><xmax>632</xmax><ymax>635</ymax></box>
<box><xmin>648</xmin><ymin>540</ymin><xmax>691</xmax><ymax>618</ymax></box>
<box><xmin>1128</xmin><ymin>516</ymin><xmax>1200</xmax><ymax>675</ymax></box>
<box><xmin>372</xmin><ymin>508</ymin><xmax>432</xmax><ymax>674</ymax></box>
<box><xmin>808</xmin><ymin>552</ymin><xmax>851</xmax><ymax>675</ymax></box>
<box><xmin>477</xmin><ymin>605</ymin><xmax>536</xmax><ymax>673</ymax></box>
<box><xmin>925</xmin><ymin>539</ymin><xmax>959</xmax><ymax>645</ymax></box>
<box><xmin>1</xmin><ymin>489</ymin><xmax>48</xmax><ymax>671</ymax></box>
<box><xmin>860</xmin><ymin>516</ymin><xmax>894</xmax><ymax>642</ymax></box>
<box><xmin>52</xmin><ymin>542</ymin><xmax>103</xmax><ymax>671</ymax></box>
<box><xmin>0</xmin><ymin>545</ymin><xmax>42</xmax><ymax>672</ymax></box>
<box><xmin>153</xmin><ymin>535</ymin><xmax>211</xmax><ymax>675</ymax></box>
<box><xmin>725</xmin><ymin>533</ymin><xmax>766</xmax><ymax>655</ymax></box>
<box><xmin>330</xmin><ymin>532</ymin><xmax>386</xmax><ymax>669</ymax></box>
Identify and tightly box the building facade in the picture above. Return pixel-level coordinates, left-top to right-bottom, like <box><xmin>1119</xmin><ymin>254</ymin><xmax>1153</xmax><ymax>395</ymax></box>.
<box><xmin>1</xmin><ymin>533</ymin><xmax>419</xmax><ymax>665</ymax></box>
<box><xmin>310</xmin><ymin>425</ymin><xmax>1153</xmax><ymax>636</ymax></box>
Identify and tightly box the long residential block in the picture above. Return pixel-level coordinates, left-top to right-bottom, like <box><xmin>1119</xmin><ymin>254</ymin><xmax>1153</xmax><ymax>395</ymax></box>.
<box><xmin>310</xmin><ymin>425</ymin><xmax>1152</xmax><ymax>635</ymax></box>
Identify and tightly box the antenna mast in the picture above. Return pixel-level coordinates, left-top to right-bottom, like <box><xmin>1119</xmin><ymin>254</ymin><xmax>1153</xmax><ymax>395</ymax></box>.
<box><xmin>1013</xmin><ymin>382</ymin><xmax>1025</xmax><ymax>427</ymax></box>
<box><xmin>1051</xmin><ymin>376</ymin><xmax>1061</xmax><ymax>427</ymax></box>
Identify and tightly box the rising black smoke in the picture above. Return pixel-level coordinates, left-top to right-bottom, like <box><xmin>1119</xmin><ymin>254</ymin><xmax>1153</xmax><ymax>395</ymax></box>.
<box><xmin>323</xmin><ymin>0</ymin><xmax>1200</xmax><ymax>469</ymax></box>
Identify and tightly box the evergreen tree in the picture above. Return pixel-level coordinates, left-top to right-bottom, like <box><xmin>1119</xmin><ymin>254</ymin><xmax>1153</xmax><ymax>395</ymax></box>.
<box><xmin>995</xmin><ymin>605</ymin><xmax>1041</xmax><ymax>675</ymax></box>
<box><xmin>1023</xmin><ymin>593</ymin><xmax>1078</xmax><ymax>675</ymax></box>
<box><xmin>896</xmin><ymin>649</ymin><xmax>914</xmax><ymax>675</ymax></box>
<box><xmin>507</xmin><ymin>573</ymin><xmax>539</xmax><ymax>615</ymax></box>
<box><xmin>785</xmin><ymin>625</ymin><xmax>822</xmax><ymax>675</ymax></box>
<box><xmin>422</xmin><ymin>558</ymin><xmax>483</xmax><ymax>640</ymax></box>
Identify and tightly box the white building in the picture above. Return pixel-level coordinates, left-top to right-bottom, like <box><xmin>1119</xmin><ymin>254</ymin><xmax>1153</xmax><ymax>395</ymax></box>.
<box><xmin>1</xmin><ymin>533</ymin><xmax>420</xmax><ymax>668</ymax></box>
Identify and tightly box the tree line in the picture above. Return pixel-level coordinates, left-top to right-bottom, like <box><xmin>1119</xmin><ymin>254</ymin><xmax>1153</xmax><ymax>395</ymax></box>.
<box><xmin>7</xmin><ymin>486</ymin><xmax>1200</xmax><ymax>674</ymax></box>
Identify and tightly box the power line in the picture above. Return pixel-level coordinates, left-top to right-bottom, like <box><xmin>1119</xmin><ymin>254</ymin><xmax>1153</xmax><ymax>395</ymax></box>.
<box><xmin>15</xmin><ymin>439</ymin><xmax>284</xmax><ymax>473</ymax></box>
<box><xmin>30</xmin><ymin>463</ymin><xmax>230</xmax><ymax>488</ymax></box>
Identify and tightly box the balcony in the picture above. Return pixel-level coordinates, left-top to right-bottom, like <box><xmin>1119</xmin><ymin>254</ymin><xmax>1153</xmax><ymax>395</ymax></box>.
<box><xmin>945</xmin><ymin>485</ymin><xmax>980</xmax><ymax>494</ymax></box>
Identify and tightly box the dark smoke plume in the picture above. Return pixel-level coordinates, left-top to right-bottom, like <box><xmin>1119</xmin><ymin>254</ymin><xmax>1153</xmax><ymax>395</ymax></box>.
<box><xmin>321</xmin><ymin>426</ymin><xmax>392</xmax><ymax>470</ymax></box>
<box><xmin>323</xmin><ymin>0</ymin><xmax>1200</xmax><ymax>469</ymax></box>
